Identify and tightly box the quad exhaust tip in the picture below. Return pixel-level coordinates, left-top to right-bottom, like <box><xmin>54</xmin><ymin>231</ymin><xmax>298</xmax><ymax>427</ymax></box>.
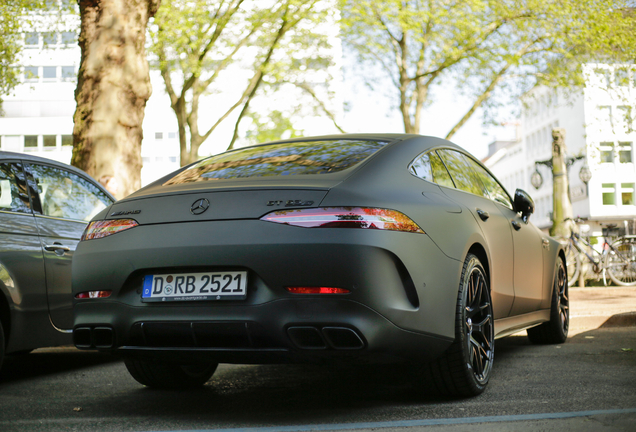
<box><xmin>287</xmin><ymin>326</ymin><xmax>365</xmax><ymax>350</ymax></box>
<box><xmin>73</xmin><ymin>326</ymin><xmax>114</xmax><ymax>349</ymax></box>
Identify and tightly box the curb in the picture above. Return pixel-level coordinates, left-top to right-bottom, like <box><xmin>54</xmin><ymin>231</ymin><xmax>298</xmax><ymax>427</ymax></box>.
<box><xmin>569</xmin><ymin>312</ymin><xmax>636</xmax><ymax>333</ymax></box>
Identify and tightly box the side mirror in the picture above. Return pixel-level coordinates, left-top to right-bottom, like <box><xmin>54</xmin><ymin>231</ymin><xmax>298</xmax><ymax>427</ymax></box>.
<box><xmin>514</xmin><ymin>189</ymin><xmax>535</xmax><ymax>223</ymax></box>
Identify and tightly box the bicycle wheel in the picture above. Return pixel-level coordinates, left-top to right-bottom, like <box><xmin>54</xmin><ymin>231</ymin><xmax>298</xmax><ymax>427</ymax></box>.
<box><xmin>605</xmin><ymin>237</ymin><xmax>636</xmax><ymax>286</ymax></box>
<box><xmin>559</xmin><ymin>239</ymin><xmax>580</xmax><ymax>283</ymax></box>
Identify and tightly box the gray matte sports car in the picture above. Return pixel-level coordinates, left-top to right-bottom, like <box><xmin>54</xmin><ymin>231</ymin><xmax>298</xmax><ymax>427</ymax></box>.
<box><xmin>0</xmin><ymin>152</ymin><xmax>114</xmax><ymax>372</ymax></box>
<box><xmin>72</xmin><ymin>134</ymin><xmax>568</xmax><ymax>396</ymax></box>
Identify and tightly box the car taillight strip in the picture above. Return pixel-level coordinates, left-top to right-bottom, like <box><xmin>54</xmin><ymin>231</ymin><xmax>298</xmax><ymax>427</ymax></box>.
<box><xmin>286</xmin><ymin>287</ymin><xmax>350</xmax><ymax>294</ymax></box>
<box><xmin>261</xmin><ymin>207</ymin><xmax>424</xmax><ymax>233</ymax></box>
<box><xmin>81</xmin><ymin>219</ymin><xmax>139</xmax><ymax>241</ymax></box>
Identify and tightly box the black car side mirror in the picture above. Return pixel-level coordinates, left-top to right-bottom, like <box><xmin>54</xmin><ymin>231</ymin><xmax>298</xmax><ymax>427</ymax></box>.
<box><xmin>514</xmin><ymin>189</ymin><xmax>535</xmax><ymax>223</ymax></box>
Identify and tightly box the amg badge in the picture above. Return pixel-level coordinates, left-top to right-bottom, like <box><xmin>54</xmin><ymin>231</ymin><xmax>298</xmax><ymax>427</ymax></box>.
<box><xmin>111</xmin><ymin>210</ymin><xmax>141</xmax><ymax>216</ymax></box>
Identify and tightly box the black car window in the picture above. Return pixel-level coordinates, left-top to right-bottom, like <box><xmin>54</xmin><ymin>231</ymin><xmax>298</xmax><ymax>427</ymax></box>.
<box><xmin>436</xmin><ymin>149</ymin><xmax>487</xmax><ymax>197</ymax></box>
<box><xmin>0</xmin><ymin>163</ymin><xmax>31</xmax><ymax>213</ymax></box>
<box><xmin>409</xmin><ymin>151</ymin><xmax>455</xmax><ymax>188</ymax></box>
<box><xmin>164</xmin><ymin>140</ymin><xmax>388</xmax><ymax>185</ymax></box>
<box><xmin>463</xmin><ymin>156</ymin><xmax>514</xmax><ymax>210</ymax></box>
<box><xmin>28</xmin><ymin>164</ymin><xmax>112</xmax><ymax>221</ymax></box>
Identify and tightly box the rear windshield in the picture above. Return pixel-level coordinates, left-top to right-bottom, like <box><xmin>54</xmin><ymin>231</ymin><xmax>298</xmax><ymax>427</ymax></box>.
<box><xmin>164</xmin><ymin>140</ymin><xmax>388</xmax><ymax>185</ymax></box>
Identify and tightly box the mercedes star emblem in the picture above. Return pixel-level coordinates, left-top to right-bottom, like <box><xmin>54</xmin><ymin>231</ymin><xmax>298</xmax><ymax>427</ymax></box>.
<box><xmin>190</xmin><ymin>198</ymin><xmax>210</xmax><ymax>215</ymax></box>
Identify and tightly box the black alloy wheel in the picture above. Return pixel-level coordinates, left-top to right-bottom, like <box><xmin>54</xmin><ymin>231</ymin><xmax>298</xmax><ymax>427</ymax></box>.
<box><xmin>421</xmin><ymin>253</ymin><xmax>494</xmax><ymax>397</ymax></box>
<box><xmin>527</xmin><ymin>257</ymin><xmax>569</xmax><ymax>344</ymax></box>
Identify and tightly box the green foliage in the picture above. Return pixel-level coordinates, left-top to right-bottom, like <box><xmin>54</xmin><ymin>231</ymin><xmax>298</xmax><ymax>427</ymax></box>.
<box><xmin>0</xmin><ymin>0</ymin><xmax>76</xmax><ymax>112</ymax></box>
<box><xmin>149</xmin><ymin>0</ymin><xmax>338</xmax><ymax>164</ymax></box>
<box><xmin>340</xmin><ymin>0</ymin><xmax>636</xmax><ymax>137</ymax></box>
<box><xmin>244</xmin><ymin>110</ymin><xmax>304</xmax><ymax>144</ymax></box>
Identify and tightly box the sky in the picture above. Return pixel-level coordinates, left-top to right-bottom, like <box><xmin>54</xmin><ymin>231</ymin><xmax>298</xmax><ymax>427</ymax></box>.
<box><xmin>339</xmin><ymin>67</ymin><xmax>518</xmax><ymax>161</ymax></box>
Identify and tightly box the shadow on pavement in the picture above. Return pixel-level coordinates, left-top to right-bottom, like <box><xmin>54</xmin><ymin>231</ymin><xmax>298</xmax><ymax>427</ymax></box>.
<box><xmin>0</xmin><ymin>347</ymin><xmax>121</xmax><ymax>384</ymax></box>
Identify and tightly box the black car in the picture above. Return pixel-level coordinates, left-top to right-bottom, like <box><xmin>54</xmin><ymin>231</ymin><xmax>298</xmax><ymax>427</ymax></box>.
<box><xmin>72</xmin><ymin>134</ymin><xmax>568</xmax><ymax>397</ymax></box>
<box><xmin>0</xmin><ymin>152</ymin><xmax>114</xmax><ymax>371</ymax></box>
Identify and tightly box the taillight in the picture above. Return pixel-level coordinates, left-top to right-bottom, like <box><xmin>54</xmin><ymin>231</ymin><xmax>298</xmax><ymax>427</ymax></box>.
<box><xmin>75</xmin><ymin>290</ymin><xmax>112</xmax><ymax>299</ymax></box>
<box><xmin>261</xmin><ymin>207</ymin><xmax>424</xmax><ymax>233</ymax></box>
<box><xmin>286</xmin><ymin>287</ymin><xmax>351</xmax><ymax>294</ymax></box>
<box><xmin>81</xmin><ymin>219</ymin><xmax>139</xmax><ymax>241</ymax></box>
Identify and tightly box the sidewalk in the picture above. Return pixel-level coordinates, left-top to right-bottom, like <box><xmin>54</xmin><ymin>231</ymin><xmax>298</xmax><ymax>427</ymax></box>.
<box><xmin>569</xmin><ymin>286</ymin><xmax>636</xmax><ymax>335</ymax></box>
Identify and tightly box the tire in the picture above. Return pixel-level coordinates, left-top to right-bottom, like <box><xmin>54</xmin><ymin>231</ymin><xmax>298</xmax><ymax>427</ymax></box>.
<box><xmin>606</xmin><ymin>238</ymin><xmax>636</xmax><ymax>286</ymax></box>
<box><xmin>420</xmin><ymin>253</ymin><xmax>494</xmax><ymax>397</ymax></box>
<box><xmin>527</xmin><ymin>257</ymin><xmax>568</xmax><ymax>344</ymax></box>
<box><xmin>124</xmin><ymin>358</ymin><xmax>218</xmax><ymax>389</ymax></box>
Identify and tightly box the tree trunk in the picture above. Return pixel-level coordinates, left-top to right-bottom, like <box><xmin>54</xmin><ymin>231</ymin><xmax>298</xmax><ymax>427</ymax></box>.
<box><xmin>72</xmin><ymin>0</ymin><xmax>161</xmax><ymax>199</ymax></box>
<box><xmin>550</xmin><ymin>128</ymin><xmax>574</xmax><ymax>238</ymax></box>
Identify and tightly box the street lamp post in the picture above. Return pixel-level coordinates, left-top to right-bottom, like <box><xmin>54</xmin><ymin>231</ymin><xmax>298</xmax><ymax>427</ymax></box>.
<box><xmin>528</xmin><ymin>129</ymin><xmax>592</xmax><ymax>238</ymax></box>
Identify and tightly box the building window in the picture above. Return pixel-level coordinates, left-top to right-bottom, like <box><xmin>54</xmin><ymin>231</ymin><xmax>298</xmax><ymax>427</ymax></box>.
<box><xmin>616</xmin><ymin>106</ymin><xmax>633</xmax><ymax>133</ymax></box>
<box><xmin>62</xmin><ymin>66</ymin><xmax>76</xmax><ymax>81</ymax></box>
<box><xmin>44</xmin><ymin>0</ymin><xmax>59</xmax><ymax>10</ymax></box>
<box><xmin>155</xmin><ymin>132</ymin><xmax>163</xmax><ymax>139</ymax></box>
<box><xmin>595</xmin><ymin>68</ymin><xmax>611</xmax><ymax>87</ymax></box>
<box><xmin>598</xmin><ymin>106</ymin><xmax>612</xmax><ymax>131</ymax></box>
<box><xmin>24</xmin><ymin>135</ymin><xmax>38</xmax><ymax>151</ymax></box>
<box><xmin>61</xmin><ymin>32</ymin><xmax>76</xmax><ymax>46</ymax></box>
<box><xmin>24</xmin><ymin>66</ymin><xmax>39</xmax><ymax>82</ymax></box>
<box><xmin>62</xmin><ymin>135</ymin><xmax>73</xmax><ymax>147</ymax></box>
<box><xmin>43</xmin><ymin>135</ymin><xmax>56</xmax><ymax>150</ymax></box>
<box><xmin>43</xmin><ymin>66</ymin><xmax>57</xmax><ymax>80</ymax></box>
<box><xmin>25</xmin><ymin>32</ymin><xmax>39</xmax><ymax>48</ymax></box>
<box><xmin>622</xmin><ymin>183</ymin><xmax>635</xmax><ymax>205</ymax></box>
<box><xmin>600</xmin><ymin>142</ymin><xmax>614</xmax><ymax>163</ymax></box>
<box><xmin>616</xmin><ymin>68</ymin><xmax>632</xmax><ymax>87</ymax></box>
<box><xmin>168</xmin><ymin>132</ymin><xmax>177</xmax><ymax>139</ymax></box>
<box><xmin>618</xmin><ymin>142</ymin><xmax>633</xmax><ymax>163</ymax></box>
<box><xmin>42</xmin><ymin>32</ymin><xmax>57</xmax><ymax>47</ymax></box>
<box><xmin>602</xmin><ymin>183</ymin><xmax>616</xmax><ymax>205</ymax></box>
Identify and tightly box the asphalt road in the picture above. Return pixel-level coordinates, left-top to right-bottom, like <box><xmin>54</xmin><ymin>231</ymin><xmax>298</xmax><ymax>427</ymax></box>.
<box><xmin>0</xmin><ymin>326</ymin><xmax>635</xmax><ymax>432</ymax></box>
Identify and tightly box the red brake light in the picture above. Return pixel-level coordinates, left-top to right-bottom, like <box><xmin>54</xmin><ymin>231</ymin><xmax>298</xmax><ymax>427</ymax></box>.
<box><xmin>261</xmin><ymin>207</ymin><xmax>424</xmax><ymax>233</ymax></box>
<box><xmin>286</xmin><ymin>287</ymin><xmax>350</xmax><ymax>294</ymax></box>
<box><xmin>75</xmin><ymin>290</ymin><xmax>112</xmax><ymax>299</ymax></box>
<box><xmin>81</xmin><ymin>219</ymin><xmax>139</xmax><ymax>240</ymax></box>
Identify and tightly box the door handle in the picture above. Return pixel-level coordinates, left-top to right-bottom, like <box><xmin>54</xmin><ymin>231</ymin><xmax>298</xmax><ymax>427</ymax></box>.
<box><xmin>511</xmin><ymin>220</ymin><xmax>521</xmax><ymax>231</ymax></box>
<box><xmin>44</xmin><ymin>244</ymin><xmax>71</xmax><ymax>254</ymax></box>
<box><xmin>476</xmin><ymin>209</ymin><xmax>490</xmax><ymax>221</ymax></box>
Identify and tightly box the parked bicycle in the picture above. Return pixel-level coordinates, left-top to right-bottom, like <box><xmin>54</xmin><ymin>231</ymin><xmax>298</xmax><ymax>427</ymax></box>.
<box><xmin>560</xmin><ymin>218</ymin><xmax>636</xmax><ymax>287</ymax></box>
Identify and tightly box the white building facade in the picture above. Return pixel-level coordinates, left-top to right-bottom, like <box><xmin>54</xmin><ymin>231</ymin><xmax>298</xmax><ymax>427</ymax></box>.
<box><xmin>486</xmin><ymin>64</ymin><xmax>636</xmax><ymax>235</ymax></box>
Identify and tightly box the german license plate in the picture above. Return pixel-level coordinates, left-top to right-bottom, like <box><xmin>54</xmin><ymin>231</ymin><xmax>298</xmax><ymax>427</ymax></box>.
<box><xmin>142</xmin><ymin>271</ymin><xmax>247</xmax><ymax>302</ymax></box>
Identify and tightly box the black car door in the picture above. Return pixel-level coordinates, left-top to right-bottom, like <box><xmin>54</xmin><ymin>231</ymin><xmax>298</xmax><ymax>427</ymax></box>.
<box><xmin>26</xmin><ymin>163</ymin><xmax>113</xmax><ymax>330</ymax></box>
<box><xmin>452</xmin><ymin>153</ymin><xmax>545</xmax><ymax>316</ymax></box>
<box><xmin>0</xmin><ymin>162</ymin><xmax>51</xmax><ymax>351</ymax></box>
<box><xmin>435</xmin><ymin>149</ymin><xmax>516</xmax><ymax>319</ymax></box>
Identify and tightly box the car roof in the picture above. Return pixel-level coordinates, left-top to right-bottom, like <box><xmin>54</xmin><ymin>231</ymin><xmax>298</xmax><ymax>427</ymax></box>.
<box><xmin>1</xmin><ymin>150</ymin><xmax>91</xmax><ymax>177</ymax></box>
<box><xmin>0</xmin><ymin>150</ymin><xmax>115</xmax><ymax>200</ymax></box>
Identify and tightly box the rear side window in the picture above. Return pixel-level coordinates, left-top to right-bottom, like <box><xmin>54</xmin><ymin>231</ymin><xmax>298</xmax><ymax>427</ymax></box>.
<box><xmin>28</xmin><ymin>164</ymin><xmax>112</xmax><ymax>221</ymax></box>
<box><xmin>465</xmin><ymin>157</ymin><xmax>513</xmax><ymax>209</ymax></box>
<box><xmin>437</xmin><ymin>149</ymin><xmax>487</xmax><ymax>197</ymax></box>
<box><xmin>409</xmin><ymin>151</ymin><xmax>454</xmax><ymax>188</ymax></box>
<box><xmin>0</xmin><ymin>163</ymin><xmax>31</xmax><ymax>213</ymax></box>
<box><xmin>164</xmin><ymin>140</ymin><xmax>387</xmax><ymax>185</ymax></box>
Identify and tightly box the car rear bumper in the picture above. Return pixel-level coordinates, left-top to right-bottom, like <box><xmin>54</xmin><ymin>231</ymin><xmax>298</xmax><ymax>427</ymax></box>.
<box><xmin>73</xmin><ymin>297</ymin><xmax>453</xmax><ymax>364</ymax></box>
<box><xmin>72</xmin><ymin>219</ymin><xmax>461</xmax><ymax>364</ymax></box>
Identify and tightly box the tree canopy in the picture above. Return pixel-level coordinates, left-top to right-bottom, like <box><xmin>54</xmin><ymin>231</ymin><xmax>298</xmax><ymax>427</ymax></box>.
<box><xmin>0</xmin><ymin>1</ymin><xmax>47</xmax><ymax>112</ymax></box>
<box><xmin>340</xmin><ymin>0</ymin><xmax>636</xmax><ymax>138</ymax></box>
<box><xmin>149</xmin><ymin>0</ymin><xmax>340</xmax><ymax>166</ymax></box>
